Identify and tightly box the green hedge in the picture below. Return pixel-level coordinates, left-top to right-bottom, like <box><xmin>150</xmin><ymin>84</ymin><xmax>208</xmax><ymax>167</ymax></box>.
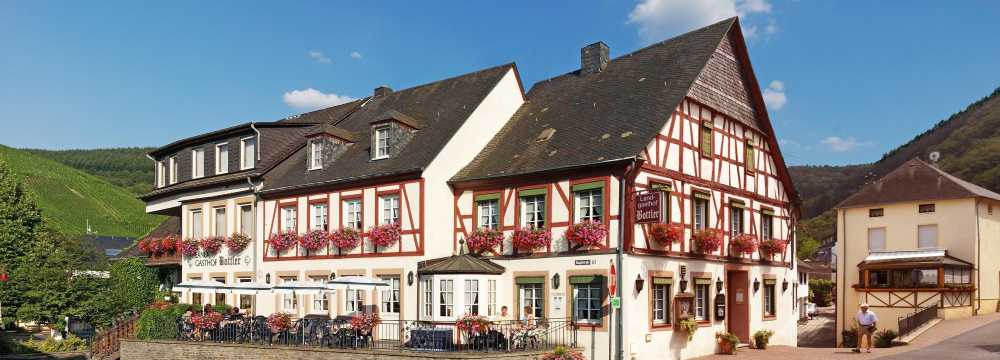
<box><xmin>137</xmin><ymin>303</ymin><xmax>197</xmax><ymax>340</ymax></box>
<box><xmin>809</xmin><ymin>279</ymin><xmax>834</xmax><ymax>307</ymax></box>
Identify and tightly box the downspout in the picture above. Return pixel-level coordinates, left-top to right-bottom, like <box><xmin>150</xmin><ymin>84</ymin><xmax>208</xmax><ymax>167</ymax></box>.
<box><xmin>615</xmin><ymin>158</ymin><xmax>639</xmax><ymax>360</ymax></box>
<box><xmin>839</xmin><ymin>209</ymin><xmax>846</xmax><ymax>342</ymax></box>
<box><xmin>251</xmin><ymin>122</ymin><xmax>262</xmax><ymax>165</ymax></box>
<box><xmin>247</xmin><ymin>176</ymin><xmax>259</xmax><ymax>278</ymax></box>
<box><xmin>975</xmin><ymin>199</ymin><xmax>981</xmax><ymax>314</ymax></box>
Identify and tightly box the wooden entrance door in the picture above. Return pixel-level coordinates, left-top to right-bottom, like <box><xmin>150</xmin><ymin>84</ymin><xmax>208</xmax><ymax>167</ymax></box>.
<box><xmin>727</xmin><ymin>270</ymin><xmax>750</xmax><ymax>343</ymax></box>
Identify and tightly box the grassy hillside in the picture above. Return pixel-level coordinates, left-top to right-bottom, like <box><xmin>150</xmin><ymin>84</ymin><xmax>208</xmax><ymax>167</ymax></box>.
<box><xmin>793</xmin><ymin>86</ymin><xmax>1000</xmax><ymax>257</ymax></box>
<box><xmin>24</xmin><ymin>147</ymin><xmax>157</xmax><ymax>195</ymax></box>
<box><xmin>0</xmin><ymin>145</ymin><xmax>163</xmax><ymax>238</ymax></box>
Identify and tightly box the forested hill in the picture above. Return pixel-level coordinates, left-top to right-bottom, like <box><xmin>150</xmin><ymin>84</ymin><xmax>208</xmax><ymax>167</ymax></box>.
<box><xmin>792</xmin><ymin>86</ymin><xmax>1000</xmax><ymax>255</ymax></box>
<box><xmin>0</xmin><ymin>145</ymin><xmax>162</xmax><ymax>238</ymax></box>
<box><xmin>24</xmin><ymin>147</ymin><xmax>156</xmax><ymax>195</ymax></box>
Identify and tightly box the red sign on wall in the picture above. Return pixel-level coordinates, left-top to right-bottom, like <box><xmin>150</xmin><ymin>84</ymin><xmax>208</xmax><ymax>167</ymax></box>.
<box><xmin>634</xmin><ymin>191</ymin><xmax>662</xmax><ymax>224</ymax></box>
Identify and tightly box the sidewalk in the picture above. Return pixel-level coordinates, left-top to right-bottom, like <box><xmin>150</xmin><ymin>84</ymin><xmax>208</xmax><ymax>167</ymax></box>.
<box><xmin>694</xmin><ymin>311</ymin><xmax>1000</xmax><ymax>360</ymax></box>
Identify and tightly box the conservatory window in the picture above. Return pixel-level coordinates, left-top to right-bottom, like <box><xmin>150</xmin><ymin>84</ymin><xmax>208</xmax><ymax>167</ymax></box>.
<box><xmin>439</xmin><ymin>279</ymin><xmax>454</xmax><ymax>317</ymax></box>
<box><xmin>380</xmin><ymin>276</ymin><xmax>400</xmax><ymax>314</ymax></box>
<box><xmin>464</xmin><ymin>279</ymin><xmax>480</xmax><ymax>315</ymax></box>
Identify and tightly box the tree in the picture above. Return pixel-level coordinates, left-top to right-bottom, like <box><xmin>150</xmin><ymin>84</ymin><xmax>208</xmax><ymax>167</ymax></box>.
<box><xmin>0</xmin><ymin>158</ymin><xmax>43</xmax><ymax>320</ymax></box>
<box><xmin>108</xmin><ymin>257</ymin><xmax>158</xmax><ymax>313</ymax></box>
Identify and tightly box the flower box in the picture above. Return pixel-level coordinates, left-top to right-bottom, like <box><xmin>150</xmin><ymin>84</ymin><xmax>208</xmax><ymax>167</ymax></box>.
<box><xmin>565</xmin><ymin>221</ymin><xmax>608</xmax><ymax>249</ymax></box>
<box><xmin>759</xmin><ymin>239</ymin><xmax>786</xmax><ymax>259</ymax></box>
<box><xmin>512</xmin><ymin>227</ymin><xmax>550</xmax><ymax>253</ymax></box>
<box><xmin>369</xmin><ymin>223</ymin><xmax>401</xmax><ymax>249</ymax></box>
<box><xmin>691</xmin><ymin>229</ymin><xmax>724</xmax><ymax>254</ymax></box>
<box><xmin>300</xmin><ymin>230</ymin><xmax>329</xmax><ymax>252</ymax></box>
<box><xmin>650</xmin><ymin>223</ymin><xmax>684</xmax><ymax>245</ymax></box>
<box><xmin>331</xmin><ymin>228</ymin><xmax>362</xmax><ymax>251</ymax></box>
<box><xmin>199</xmin><ymin>236</ymin><xmax>224</xmax><ymax>256</ymax></box>
<box><xmin>466</xmin><ymin>228</ymin><xmax>504</xmax><ymax>255</ymax></box>
<box><xmin>267</xmin><ymin>232</ymin><xmax>299</xmax><ymax>253</ymax></box>
<box><xmin>730</xmin><ymin>233</ymin><xmax>758</xmax><ymax>256</ymax></box>
<box><xmin>225</xmin><ymin>233</ymin><xmax>250</xmax><ymax>253</ymax></box>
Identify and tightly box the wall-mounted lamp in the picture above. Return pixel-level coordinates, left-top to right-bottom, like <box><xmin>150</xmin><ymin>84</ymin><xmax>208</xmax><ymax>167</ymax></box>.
<box><xmin>552</xmin><ymin>273</ymin><xmax>561</xmax><ymax>290</ymax></box>
<box><xmin>407</xmin><ymin>271</ymin><xmax>415</xmax><ymax>286</ymax></box>
<box><xmin>753</xmin><ymin>278</ymin><xmax>760</xmax><ymax>293</ymax></box>
<box><xmin>716</xmin><ymin>278</ymin><xmax>724</xmax><ymax>293</ymax></box>
<box><xmin>265</xmin><ymin>273</ymin><xmax>271</xmax><ymax>284</ymax></box>
<box><xmin>635</xmin><ymin>274</ymin><xmax>645</xmax><ymax>293</ymax></box>
<box><xmin>679</xmin><ymin>265</ymin><xmax>688</xmax><ymax>292</ymax></box>
<box><xmin>782</xmin><ymin>278</ymin><xmax>789</xmax><ymax>292</ymax></box>
<box><xmin>330</xmin><ymin>272</ymin><xmax>336</xmax><ymax>281</ymax></box>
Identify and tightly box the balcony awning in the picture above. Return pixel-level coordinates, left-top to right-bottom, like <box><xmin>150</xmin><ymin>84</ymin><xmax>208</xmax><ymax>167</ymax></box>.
<box><xmin>858</xmin><ymin>249</ymin><xmax>974</xmax><ymax>270</ymax></box>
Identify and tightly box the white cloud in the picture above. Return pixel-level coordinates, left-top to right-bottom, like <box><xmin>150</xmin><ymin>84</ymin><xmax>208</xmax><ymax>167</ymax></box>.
<box><xmin>627</xmin><ymin>0</ymin><xmax>773</xmax><ymax>43</ymax></box>
<box><xmin>762</xmin><ymin>80</ymin><xmax>786</xmax><ymax>110</ymax></box>
<box><xmin>821</xmin><ymin>136</ymin><xmax>873</xmax><ymax>152</ymax></box>
<box><xmin>282</xmin><ymin>88</ymin><xmax>355</xmax><ymax>111</ymax></box>
<box><xmin>765</xmin><ymin>18</ymin><xmax>778</xmax><ymax>34</ymax></box>
<box><xmin>308</xmin><ymin>50</ymin><xmax>331</xmax><ymax>64</ymax></box>
<box><xmin>350</xmin><ymin>51</ymin><xmax>362</xmax><ymax>59</ymax></box>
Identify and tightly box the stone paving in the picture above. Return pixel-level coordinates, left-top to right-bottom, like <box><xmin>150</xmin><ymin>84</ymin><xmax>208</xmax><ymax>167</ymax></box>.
<box><xmin>695</xmin><ymin>311</ymin><xmax>1000</xmax><ymax>360</ymax></box>
<box><xmin>797</xmin><ymin>307</ymin><xmax>835</xmax><ymax>348</ymax></box>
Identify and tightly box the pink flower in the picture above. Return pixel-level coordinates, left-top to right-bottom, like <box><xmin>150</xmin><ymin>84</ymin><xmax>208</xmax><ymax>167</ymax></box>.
<box><xmin>650</xmin><ymin>223</ymin><xmax>685</xmax><ymax>245</ymax></box>
<box><xmin>299</xmin><ymin>230</ymin><xmax>329</xmax><ymax>252</ymax></box>
<box><xmin>759</xmin><ymin>239</ymin><xmax>787</xmax><ymax>258</ymax></box>
<box><xmin>512</xmin><ymin>227</ymin><xmax>550</xmax><ymax>252</ymax></box>
<box><xmin>331</xmin><ymin>228</ymin><xmax>362</xmax><ymax>250</ymax></box>
<box><xmin>267</xmin><ymin>232</ymin><xmax>299</xmax><ymax>253</ymax></box>
<box><xmin>225</xmin><ymin>233</ymin><xmax>251</xmax><ymax>252</ymax></box>
<box><xmin>455</xmin><ymin>314</ymin><xmax>491</xmax><ymax>335</ymax></box>
<box><xmin>179</xmin><ymin>239</ymin><xmax>199</xmax><ymax>257</ymax></box>
<box><xmin>730</xmin><ymin>234</ymin><xmax>758</xmax><ymax>256</ymax></box>
<box><xmin>266</xmin><ymin>313</ymin><xmax>292</xmax><ymax>333</ymax></box>
<box><xmin>369</xmin><ymin>223</ymin><xmax>401</xmax><ymax>248</ymax></box>
<box><xmin>350</xmin><ymin>312</ymin><xmax>380</xmax><ymax>335</ymax></box>
<box><xmin>466</xmin><ymin>228</ymin><xmax>504</xmax><ymax>254</ymax></box>
<box><xmin>160</xmin><ymin>235</ymin><xmax>177</xmax><ymax>254</ymax></box>
<box><xmin>565</xmin><ymin>221</ymin><xmax>608</xmax><ymax>248</ymax></box>
<box><xmin>199</xmin><ymin>236</ymin><xmax>224</xmax><ymax>255</ymax></box>
<box><xmin>691</xmin><ymin>229</ymin><xmax>724</xmax><ymax>254</ymax></box>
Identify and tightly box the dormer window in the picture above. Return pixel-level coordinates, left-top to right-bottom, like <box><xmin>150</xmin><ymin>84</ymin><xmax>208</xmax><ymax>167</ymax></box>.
<box><xmin>241</xmin><ymin>136</ymin><xmax>256</xmax><ymax>170</ymax></box>
<box><xmin>215</xmin><ymin>142</ymin><xmax>229</xmax><ymax>174</ymax></box>
<box><xmin>169</xmin><ymin>156</ymin><xmax>178</xmax><ymax>184</ymax></box>
<box><xmin>375</xmin><ymin>126</ymin><xmax>391</xmax><ymax>160</ymax></box>
<box><xmin>156</xmin><ymin>160</ymin><xmax>166</xmax><ymax>188</ymax></box>
<box><xmin>191</xmin><ymin>148</ymin><xmax>205</xmax><ymax>179</ymax></box>
<box><xmin>309</xmin><ymin>139</ymin><xmax>324</xmax><ymax>170</ymax></box>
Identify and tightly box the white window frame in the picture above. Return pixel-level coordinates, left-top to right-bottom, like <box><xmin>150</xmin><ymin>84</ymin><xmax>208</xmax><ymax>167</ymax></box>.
<box><xmin>652</xmin><ymin>280</ymin><xmax>671</xmax><ymax>324</ymax></box>
<box><xmin>439</xmin><ymin>279</ymin><xmax>454</xmax><ymax>317</ymax></box>
<box><xmin>169</xmin><ymin>156</ymin><xmax>178</xmax><ymax>184</ymax></box>
<box><xmin>519</xmin><ymin>282</ymin><xmax>544</xmax><ymax>319</ymax></box>
<box><xmin>868</xmin><ymin>227</ymin><xmax>886</xmax><ymax>251</ymax></box>
<box><xmin>464</xmin><ymin>279</ymin><xmax>480</xmax><ymax>315</ymax></box>
<box><xmin>763</xmin><ymin>283</ymin><xmax>776</xmax><ymax>317</ymax></box>
<box><xmin>240</xmin><ymin>136</ymin><xmax>256</xmax><ymax>170</ymax></box>
<box><xmin>694</xmin><ymin>196</ymin><xmax>709</xmax><ymax>230</ymax></box>
<box><xmin>345</xmin><ymin>276</ymin><xmax>364</xmax><ymax>314</ymax></box>
<box><xmin>761</xmin><ymin>213</ymin><xmax>773</xmax><ymax>240</ymax></box>
<box><xmin>574</xmin><ymin>189</ymin><xmax>602</xmax><ymax>223</ymax></box>
<box><xmin>311</xmin><ymin>203</ymin><xmax>328</xmax><ymax>231</ymax></box>
<box><xmin>520</xmin><ymin>195</ymin><xmax>546</xmax><ymax>229</ymax></box>
<box><xmin>694</xmin><ymin>283</ymin><xmax>709</xmax><ymax>321</ymax></box>
<box><xmin>343</xmin><ymin>199</ymin><xmax>362</xmax><ymax>230</ymax></box>
<box><xmin>374</xmin><ymin>126</ymin><xmax>391</xmax><ymax>160</ymax></box>
<box><xmin>380</xmin><ymin>195</ymin><xmax>400</xmax><ymax>225</ymax></box>
<box><xmin>310</xmin><ymin>276</ymin><xmax>329</xmax><ymax>312</ymax></box>
<box><xmin>215</xmin><ymin>142</ymin><xmax>229</xmax><ymax>174</ymax></box>
<box><xmin>918</xmin><ymin>224</ymin><xmax>938</xmax><ymax>249</ymax></box>
<box><xmin>573</xmin><ymin>281</ymin><xmax>603</xmax><ymax>325</ymax></box>
<box><xmin>191</xmin><ymin>148</ymin><xmax>205</xmax><ymax>179</ymax></box>
<box><xmin>156</xmin><ymin>160</ymin><xmax>166</xmax><ymax>188</ymax></box>
<box><xmin>477</xmin><ymin>199</ymin><xmax>499</xmax><ymax>229</ymax></box>
<box><xmin>421</xmin><ymin>278</ymin><xmax>433</xmax><ymax>317</ymax></box>
<box><xmin>190</xmin><ymin>209</ymin><xmax>203</xmax><ymax>240</ymax></box>
<box><xmin>213</xmin><ymin>206</ymin><xmax>227</xmax><ymax>237</ymax></box>
<box><xmin>309</xmin><ymin>139</ymin><xmax>323</xmax><ymax>170</ymax></box>
<box><xmin>281</xmin><ymin>276</ymin><xmax>298</xmax><ymax>311</ymax></box>
<box><xmin>238</xmin><ymin>204</ymin><xmax>253</xmax><ymax>236</ymax></box>
<box><xmin>281</xmin><ymin>206</ymin><xmax>297</xmax><ymax>233</ymax></box>
<box><xmin>380</xmin><ymin>276</ymin><xmax>401</xmax><ymax>314</ymax></box>
<box><xmin>487</xmin><ymin>279</ymin><xmax>497</xmax><ymax>317</ymax></box>
<box><xmin>730</xmin><ymin>206</ymin><xmax>744</xmax><ymax>237</ymax></box>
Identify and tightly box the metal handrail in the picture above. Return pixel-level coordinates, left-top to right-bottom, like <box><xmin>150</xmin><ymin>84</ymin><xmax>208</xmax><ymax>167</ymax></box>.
<box><xmin>897</xmin><ymin>305</ymin><xmax>937</xmax><ymax>337</ymax></box>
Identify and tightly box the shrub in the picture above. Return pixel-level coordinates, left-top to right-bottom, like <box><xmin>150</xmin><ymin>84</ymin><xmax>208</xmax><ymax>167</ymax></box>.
<box><xmin>679</xmin><ymin>318</ymin><xmax>698</xmax><ymax>341</ymax></box>
<box><xmin>753</xmin><ymin>330</ymin><xmax>773</xmax><ymax>349</ymax></box>
<box><xmin>466</xmin><ymin>228</ymin><xmax>503</xmax><ymax>254</ymax></box>
<box><xmin>874</xmin><ymin>329</ymin><xmax>897</xmax><ymax>348</ymax></box>
<box><xmin>809</xmin><ymin>279</ymin><xmax>834</xmax><ymax>307</ymax></box>
<box><xmin>137</xmin><ymin>307</ymin><xmax>179</xmax><ymax>340</ymax></box>
<box><xmin>21</xmin><ymin>335</ymin><xmax>88</xmax><ymax>353</ymax></box>
<box><xmin>541</xmin><ymin>346</ymin><xmax>586</xmax><ymax>360</ymax></box>
<box><xmin>109</xmin><ymin>257</ymin><xmax>159</xmax><ymax>313</ymax></box>
<box><xmin>565</xmin><ymin>221</ymin><xmax>607</xmax><ymax>248</ymax></box>
<box><xmin>841</xmin><ymin>327</ymin><xmax>858</xmax><ymax>348</ymax></box>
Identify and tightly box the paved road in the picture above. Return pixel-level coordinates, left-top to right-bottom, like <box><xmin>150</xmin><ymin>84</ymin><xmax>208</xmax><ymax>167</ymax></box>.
<box><xmin>878</xmin><ymin>318</ymin><xmax>1000</xmax><ymax>360</ymax></box>
<box><xmin>798</xmin><ymin>306</ymin><xmax>835</xmax><ymax>348</ymax></box>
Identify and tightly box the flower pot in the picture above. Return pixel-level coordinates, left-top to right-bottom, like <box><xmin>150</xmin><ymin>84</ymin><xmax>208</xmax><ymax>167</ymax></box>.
<box><xmin>719</xmin><ymin>340</ymin><xmax>736</xmax><ymax>354</ymax></box>
<box><xmin>754</xmin><ymin>338</ymin><xmax>768</xmax><ymax>349</ymax></box>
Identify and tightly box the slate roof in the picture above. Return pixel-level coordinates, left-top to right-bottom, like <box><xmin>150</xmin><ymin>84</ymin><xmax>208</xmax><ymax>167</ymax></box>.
<box><xmin>260</xmin><ymin>63</ymin><xmax>516</xmax><ymax>195</ymax></box>
<box><xmin>836</xmin><ymin>158</ymin><xmax>1000</xmax><ymax>209</ymax></box>
<box><xmin>451</xmin><ymin>18</ymin><xmax>739</xmax><ymax>183</ymax></box>
<box><xmin>418</xmin><ymin>254</ymin><xmax>506</xmax><ymax>275</ymax></box>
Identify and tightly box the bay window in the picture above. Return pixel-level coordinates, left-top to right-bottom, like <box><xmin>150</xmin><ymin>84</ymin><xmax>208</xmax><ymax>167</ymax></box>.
<box><xmin>380</xmin><ymin>276</ymin><xmax>401</xmax><ymax>314</ymax></box>
<box><xmin>439</xmin><ymin>279</ymin><xmax>454</xmax><ymax>317</ymax></box>
<box><xmin>464</xmin><ymin>279</ymin><xmax>480</xmax><ymax>315</ymax></box>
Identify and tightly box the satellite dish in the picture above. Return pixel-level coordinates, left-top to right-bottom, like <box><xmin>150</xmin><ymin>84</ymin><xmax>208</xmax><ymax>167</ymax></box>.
<box><xmin>929</xmin><ymin>151</ymin><xmax>941</xmax><ymax>162</ymax></box>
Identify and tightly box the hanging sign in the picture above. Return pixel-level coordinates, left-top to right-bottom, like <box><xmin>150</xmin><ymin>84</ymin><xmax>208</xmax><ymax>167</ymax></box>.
<box><xmin>611</xmin><ymin>296</ymin><xmax>621</xmax><ymax>309</ymax></box>
<box><xmin>635</xmin><ymin>191</ymin><xmax>662</xmax><ymax>223</ymax></box>
<box><xmin>609</xmin><ymin>262</ymin><xmax>617</xmax><ymax>295</ymax></box>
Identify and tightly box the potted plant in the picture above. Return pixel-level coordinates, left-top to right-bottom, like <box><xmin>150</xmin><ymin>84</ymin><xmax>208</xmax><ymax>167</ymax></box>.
<box><xmin>753</xmin><ymin>330</ymin><xmax>773</xmax><ymax>349</ymax></box>
<box><xmin>266</xmin><ymin>313</ymin><xmax>292</xmax><ymax>333</ymax></box>
<box><xmin>730</xmin><ymin>234</ymin><xmax>757</xmax><ymax>257</ymax></box>
<box><xmin>716</xmin><ymin>331</ymin><xmax>740</xmax><ymax>354</ymax></box>
<box><xmin>650</xmin><ymin>223</ymin><xmax>684</xmax><ymax>245</ymax></box>
<box><xmin>369</xmin><ymin>223</ymin><xmax>401</xmax><ymax>250</ymax></box>
<box><xmin>466</xmin><ymin>228</ymin><xmax>504</xmax><ymax>255</ymax></box>
<box><xmin>874</xmin><ymin>329</ymin><xmax>897</xmax><ymax>348</ymax></box>
<box><xmin>565</xmin><ymin>220</ymin><xmax>607</xmax><ymax>249</ymax></box>
<box><xmin>541</xmin><ymin>346</ymin><xmax>586</xmax><ymax>360</ymax></box>
<box><xmin>350</xmin><ymin>312</ymin><xmax>380</xmax><ymax>336</ymax></box>
<box><xmin>160</xmin><ymin>235</ymin><xmax>178</xmax><ymax>254</ymax></box>
<box><xmin>226</xmin><ymin>233</ymin><xmax>250</xmax><ymax>252</ymax></box>
<box><xmin>679</xmin><ymin>318</ymin><xmax>699</xmax><ymax>341</ymax></box>
<box><xmin>511</xmin><ymin>227</ymin><xmax>551</xmax><ymax>254</ymax></box>
<box><xmin>199</xmin><ymin>236</ymin><xmax>224</xmax><ymax>255</ymax></box>
<box><xmin>691</xmin><ymin>228</ymin><xmax>724</xmax><ymax>254</ymax></box>
<box><xmin>759</xmin><ymin>239</ymin><xmax>786</xmax><ymax>259</ymax></box>
<box><xmin>178</xmin><ymin>239</ymin><xmax>200</xmax><ymax>257</ymax></box>
<box><xmin>267</xmin><ymin>231</ymin><xmax>299</xmax><ymax>254</ymax></box>
<box><xmin>455</xmin><ymin>313</ymin><xmax>492</xmax><ymax>337</ymax></box>
<box><xmin>331</xmin><ymin>228</ymin><xmax>362</xmax><ymax>253</ymax></box>
<box><xmin>299</xmin><ymin>230</ymin><xmax>329</xmax><ymax>253</ymax></box>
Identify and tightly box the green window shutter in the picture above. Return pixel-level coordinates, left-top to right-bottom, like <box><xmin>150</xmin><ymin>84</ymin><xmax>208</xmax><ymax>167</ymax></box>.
<box><xmin>571</xmin><ymin>181</ymin><xmax>604</xmax><ymax>192</ymax></box>
<box><xmin>764</xmin><ymin>279</ymin><xmax>776</xmax><ymax>285</ymax></box>
<box><xmin>475</xmin><ymin>193</ymin><xmax>501</xmax><ymax>202</ymax></box>
<box><xmin>569</xmin><ymin>275</ymin><xmax>604</xmax><ymax>285</ymax></box>
<box><xmin>519</xmin><ymin>188</ymin><xmax>547</xmax><ymax>197</ymax></box>
<box><xmin>693</xmin><ymin>192</ymin><xmax>712</xmax><ymax>201</ymax></box>
<box><xmin>730</xmin><ymin>201</ymin><xmax>745</xmax><ymax>209</ymax></box>
<box><xmin>652</xmin><ymin>277</ymin><xmax>673</xmax><ymax>285</ymax></box>
<box><xmin>516</xmin><ymin>276</ymin><xmax>544</xmax><ymax>285</ymax></box>
<box><xmin>694</xmin><ymin>278</ymin><xmax>712</xmax><ymax>285</ymax></box>
<box><xmin>762</xmin><ymin>208</ymin><xmax>775</xmax><ymax>215</ymax></box>
<box><xmin>651</xmin><ymin>182</ymin><xmax>672</xmax><ymax>191</ymax></box>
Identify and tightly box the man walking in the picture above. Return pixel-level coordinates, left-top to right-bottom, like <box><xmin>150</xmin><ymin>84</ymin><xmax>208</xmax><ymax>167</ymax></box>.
<box><xmin>853</xmin><ymin>303</ymin><xmax>878</xmax><ymax>353</ymax></box>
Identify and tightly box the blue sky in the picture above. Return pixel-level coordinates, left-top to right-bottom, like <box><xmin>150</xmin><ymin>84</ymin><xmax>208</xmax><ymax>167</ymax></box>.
<box><xmin>1</xmin><ymin>1</ymin><xmax>998</xmax><ymax>166</ymax></box>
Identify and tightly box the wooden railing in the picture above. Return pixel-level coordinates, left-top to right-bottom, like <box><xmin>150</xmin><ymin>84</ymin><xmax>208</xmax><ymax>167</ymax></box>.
<box><xmin>90</xmin><ymin>312</ymin><xmax>140</xmax><ymax>360</ymax></box>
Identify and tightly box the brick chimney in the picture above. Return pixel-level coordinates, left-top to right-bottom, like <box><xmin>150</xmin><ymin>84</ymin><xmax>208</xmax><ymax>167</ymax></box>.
<box><xmin>374</xmin><ymin>85</ymin><xmax>393</xmax><ymax>97</ymax></box>
<box><xmin>581</xmin><ymin>42</ymin><xmax>609</xmax><ymax>75</ymax></box>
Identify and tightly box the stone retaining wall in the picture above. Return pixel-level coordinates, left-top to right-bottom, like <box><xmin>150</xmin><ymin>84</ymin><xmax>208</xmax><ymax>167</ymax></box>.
<box><xmin>120</xmin><ymin>339</ymin><xmax>549</xmax><ymax>360</ymax></box>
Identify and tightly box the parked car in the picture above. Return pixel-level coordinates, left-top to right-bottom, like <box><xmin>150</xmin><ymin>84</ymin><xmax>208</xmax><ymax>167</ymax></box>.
<box><xmin>806</xmin><ymin>302</ymin><xmax>818</xmax><ymax>316</ymax></box>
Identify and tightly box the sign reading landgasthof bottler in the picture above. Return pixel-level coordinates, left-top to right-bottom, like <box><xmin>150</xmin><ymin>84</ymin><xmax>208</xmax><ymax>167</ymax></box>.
<box><xmin>634</xmin><ymin>191</ymin><xmax>662</xmax><ymax>223</ymax></box>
